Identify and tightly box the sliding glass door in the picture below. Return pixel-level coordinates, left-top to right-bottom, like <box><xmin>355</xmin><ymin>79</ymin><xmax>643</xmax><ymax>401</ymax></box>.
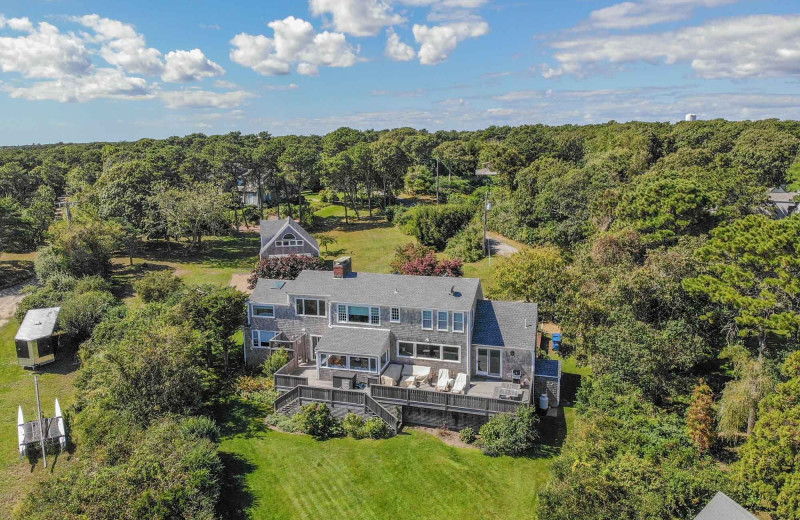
<box><xmin>477</xmin><ymin>348</ymin><xmax>501</xmax><ymax>377</ymax></box>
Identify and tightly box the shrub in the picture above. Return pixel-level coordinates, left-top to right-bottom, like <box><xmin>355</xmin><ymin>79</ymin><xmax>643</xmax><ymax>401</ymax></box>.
<box><xmin>478</xmin><ymin>405</ymin><xmax>539</xmax><ymax>456</ymax></box>
<box><xmin>399</xmin><ymin>251</ymin><xmax>463</xmax><ymax>277</ymax></box>
<box><xmin>235</xmin><ymin>375</ymin><xmax>278</xmax><ymax>410</ymax></box>
<box><xmin>402</xmin><ymin>203</ymin><xmax>475</xmax><ymax>250</ymax></box>
<box><xmin>385</xmin><ymin>204</ymin><xmax>407</xmax><ymax>225</ymax></box>
<box><xmin>248</xmin><ymin>254</ymin><xmax>327</xmax><ymax>289</ymax></box>
<box><xmin>134</xmin><ymin>270</ymin><xmax>184</xmax><ymax>303</ymax></box>
<box><xmin>390</xmin><ymin>242</ymin><xmax>435</xmax><ymax>272</ymax></box>
<box><xmin>444</xmin><ymin>219</ymin><xmax>485</xmax><ymax>263</ymax></box>
<box><xmin>295</xmin><ymin>403</ymin><xmax>342</xmax><ymax>440</ymax></box>
<box><xmin>180</xmin><ymin>415</ymin><xmax>220</xmax><ymax>443</ymax></box>
<box><xmin>460</xmin><ymin>427</ymin><xmax>477</xmax><ymax>444</ymax></box>
<box><xmin>262</xmin><ymin>349</ymin><xmax>289</xmax><ymax>378</ymax></box>
<box><xmin>319</xmin><ymin>188</ymin><xmax>339</xmax><ymax>203</ymax></box>
<box><xmin>342</xmin><ymin>413</ymin><xmax>366</xmax><ymax>439</ymax></box>
<box><xmin>404</xmin><ymin>165</ymin><xmax>434</xmax><ymax>195</ymax></box>
<box><xmin>58</xmin><ymin>290</ymin><xmax>118</xmax><ymax>342</ymax></box>
<box><xmin>266</xmin><ymin>413</ymin><xmax>301</xmax><ymax>433</ymax></box>
<box><xmin>362</xmin><ymin>417</ymin><xmax>391</xmax><ymax>439</ymax></box>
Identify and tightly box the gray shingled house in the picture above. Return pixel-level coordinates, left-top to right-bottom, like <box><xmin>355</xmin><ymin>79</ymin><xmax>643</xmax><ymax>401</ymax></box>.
<box><xmin>767</xmin><ymin>186</ymin><xmax>800</xmax><ymax>219</ymax></box>
<box><xmin>245</xmin><ymin>256</ymin><xmax>561</xmax><ymax>431</ymax></box>
<box><xmin>259</xmin><ymin>219</ymin><xmax>320</xmax><ymax>259</ymax></box>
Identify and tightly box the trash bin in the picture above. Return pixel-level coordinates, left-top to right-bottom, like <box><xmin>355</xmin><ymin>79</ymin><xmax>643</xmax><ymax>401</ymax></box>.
<box><xmin>538</xmin><ymin>393</ymin><xmax>549</xmax><ymax>410</ymax></box>
<box><xmin>551</xmin><ymin>333</ymin><xmax>561</xmax><ymax>352</ymax></box>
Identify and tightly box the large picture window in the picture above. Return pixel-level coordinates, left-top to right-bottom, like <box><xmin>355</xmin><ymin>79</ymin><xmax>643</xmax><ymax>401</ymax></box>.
<box><xmin>252</xmin><ymin>305</ymin><xmax>275</xmax><ymax>318</ymax></box>
<box><xmin>398</xmin><ymin>341</ymin><xmax>414</xmax><ymax>357</ymax></box>
<box><xmin>296</xmin><ymin>298</ymin><xmax>326</xmax><ymax>316</ymax></box>
<box><xmin>319</xmin><ymin>353</ymin><xmax>381</xmax><ymax>373</ymax></box>
<box><xmin>396</xmin><ymin>340</ymin><xmax>460</xmax><ymax>363</ymax></box>
<box><xmin>251</xmin><ymin>330</ymin><xmax>278</xmax><ymax>348</ymax></box>
<box><xmin>337</xmin><ymin>304</ymin><xmax>380</xmax><ymax>326</ymax></box>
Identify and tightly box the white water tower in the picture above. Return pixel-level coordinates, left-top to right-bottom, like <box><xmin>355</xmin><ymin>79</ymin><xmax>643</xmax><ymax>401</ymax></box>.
<box><xmin>685</xmin><ymin>113</ymin><xmax>697</xmax><ymax>122</ymax></box>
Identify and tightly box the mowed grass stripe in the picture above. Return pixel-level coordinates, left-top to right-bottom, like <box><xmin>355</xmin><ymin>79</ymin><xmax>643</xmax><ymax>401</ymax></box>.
<box><xmin>221</xmin><ymin>428</ymin><xmax>551</xmax><ymax>520</ymax></box>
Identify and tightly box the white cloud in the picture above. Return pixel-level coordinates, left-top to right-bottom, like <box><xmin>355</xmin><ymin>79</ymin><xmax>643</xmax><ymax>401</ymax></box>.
<box><xmin>263</xmin><ymin>83</ymin><xmax>300</xmax><ymax>90</ymax></box>
<box><xmin>0</xmin><ymin>20</ymin><xmax>91</xmax><ymax>79</ymax></box>
<box><xmin>214</xmin><ymin>79</ymin><xmax>238</xmax><ymax>89</ymax></box>
<box><xmin>5</xmin><ymin>68</ymin><xmax>152</xmax><ymax>102</ymax></box>
<box><xmin>385</xmin><ymin>28</ymin><xmax>415</xmax><ymax>61</ymax></box>
<box><xmin>76</xmin><ymin>14</ymin><xmax>163</xmax><ymax>76</ymax></box>
<box><xmin>395</xmin><ymin>0</ymin><xmax>488</xmax><ymax>8</ymax></box>
<box><xmin>309</xmin><ymin>0</ymin><xmax>404</xmax><ymax>37</ymax></box>
<box><xmin>543</xmin><ymin>15</ymin><xmax>800</xmax><ymax>79</ymax></box>
<box><xmin>160</xmin><ymin>89</ymin><xmax>255</xmax><ymax>109</ymax></box>
<box><xmin>586</xmin><ymin>0</ymin><xmax>736</xmax><ymax>30</ymax></box>
<box><xmin>230</xmin><ymin>16</ymin><xmax>359</xmax><ymax>76</ymax></box>
<box><xmin>162</xmin><ymin>49</ymin><xmax>225</xmax><ymax>82</ymax></box>
<box><xmin>413</xmin><ymin>20</ymin><xmax>489</xmax><ymax>65</ymax></box>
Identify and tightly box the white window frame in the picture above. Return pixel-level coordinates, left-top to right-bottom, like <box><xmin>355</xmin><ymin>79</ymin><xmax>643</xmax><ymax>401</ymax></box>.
<box><xmin>437</xmin><ymin>310</ymin><xmax>449</xmax><ymax>332</ymax></box>
<box><xmin>390</xmin><ymin>307</ymin><xmax>400</xmax><ymax>323</ymax></box>
<box><xmin>251</xmin><ymin>305</ymin><xmax>275</xmax><ymax>319</ymax></box>
<box><xmin>251</xmin><ymin>330</ymin><xmax>279</xmax><ymax>349</ymax></box>
<box><xmin>452</xmin><ymin>312</ymin><xmax>464</xmax><ymax>333</ymax></box>
<box><xmin>296</xmin><ymin>298</ymin><xmax>326</xmax><ymax>317</ymax></box>
<box><xmin>337</xmin><ymin>304</ymin><xmax>381</xmax><ymax>326</ymax></box>
<box><xmin>421</xmin><ymin>309</ymin><xmax>433</xmax><ymax>330</ymax></box>
<box><xmin>395</xmin><ymin>340</ymin><xmax>461</xmax><ymax>363</ymax></box>
<box><xmin>397</xmin><ymin>341</ymin><xmax>415</xmax><ymax>358</ymax></box>
<box><xmin>476</xmin><ymin>347</ymin><xmax>502</xmax><ymax>378</ymax></box>
<box><xmin>318</xmin><ymin>353</ymin><xmax>380</xmax><ymax>373</ymax></box>
<box><xmin>275</xmin><ymin>232</ymin><xmax>304</xmax><ymax>247</ymax></box>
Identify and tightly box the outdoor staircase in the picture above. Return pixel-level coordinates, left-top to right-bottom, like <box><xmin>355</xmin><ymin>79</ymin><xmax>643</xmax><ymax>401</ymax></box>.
<box><xmin>274</xmin><ymin>386</ymin><xmax>402</xmax><ymax>433</ymax></box>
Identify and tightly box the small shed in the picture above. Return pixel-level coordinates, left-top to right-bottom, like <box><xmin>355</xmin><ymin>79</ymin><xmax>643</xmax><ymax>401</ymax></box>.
<box><xmin>15</xmin><ymin>307</ymin><xmax>60</xmax><ymax>368</ymax></box>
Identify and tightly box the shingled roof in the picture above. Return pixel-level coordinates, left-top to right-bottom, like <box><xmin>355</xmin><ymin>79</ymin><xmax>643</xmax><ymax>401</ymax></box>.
<box><xmin>250</xmin><ymin>270</ymin><xmax>482</xmax><ymax>312</ymax></box>
<box><xmin>694</xmin><ymin>492</ymin><xmax>756</xmax><ymax>520</ymax></box>
<box><xmin>315</xmin><ymin>326</ymin><xmax>391</xmax><ymax>357</ymax></box>
<box><xmin>472</xmin><ymin>300</ymin><xmax>538</xmax><ymax>350</ymax></box>
<box><xmin>259</xmin><ymin>219</ymin><xmax>319</xmax><ymax>254</ymax></box>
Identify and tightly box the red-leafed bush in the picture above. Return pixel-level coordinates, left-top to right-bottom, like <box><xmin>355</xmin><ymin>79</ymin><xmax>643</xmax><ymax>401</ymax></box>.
<box><xmin>247</xmin><ymin>254</ymin><xmax>327</xmax><ymax>289</ymax></box>
<box><xmin>399</xmin><ymin>251</ymin><xmax>463</xmax><ymax>277</ymax></box>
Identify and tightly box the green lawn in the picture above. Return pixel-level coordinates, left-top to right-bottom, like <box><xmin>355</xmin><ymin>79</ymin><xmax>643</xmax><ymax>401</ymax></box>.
<box><xmin>0</xmin><ymin>319</ymin><xmax>78</xmax><ymax>517</ymax></box>
<box><xmin>219</xmin><ymin>404</ymin><xmax>567</xmax><ymax>520</ymax></box>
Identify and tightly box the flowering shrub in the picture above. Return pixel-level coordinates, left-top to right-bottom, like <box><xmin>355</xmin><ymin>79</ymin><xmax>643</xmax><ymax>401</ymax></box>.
<box><xmin>247</xmin><ymin>254</ymin><xmax>327</xmax><ymax>289</ymax></box>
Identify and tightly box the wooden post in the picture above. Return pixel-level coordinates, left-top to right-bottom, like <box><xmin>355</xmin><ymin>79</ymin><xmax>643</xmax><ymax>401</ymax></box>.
<box><xmin>34</xmin><ymin>374</ymin><xmax>47</xmax><ymax>468</ymax></box>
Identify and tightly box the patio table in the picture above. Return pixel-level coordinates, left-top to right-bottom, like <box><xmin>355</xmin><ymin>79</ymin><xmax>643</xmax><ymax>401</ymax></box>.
<box><xmin>499</xmin><ymin>382</ymin><xmax>521</xmax><ymax>400</ymax></box>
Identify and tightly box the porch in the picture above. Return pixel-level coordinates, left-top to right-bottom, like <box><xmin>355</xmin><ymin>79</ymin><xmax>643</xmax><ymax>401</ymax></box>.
<box><xmin>276</xmin><ymin>361</ymin><xmax>530</xmax><ymax>415</ymax></box>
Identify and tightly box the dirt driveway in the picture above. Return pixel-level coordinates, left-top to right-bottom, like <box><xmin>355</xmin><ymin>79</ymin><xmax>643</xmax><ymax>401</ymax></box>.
<box><xmin>0</xmin><ymin>281</ymin><xmax>31</xmax><ymax>328</ymax></box>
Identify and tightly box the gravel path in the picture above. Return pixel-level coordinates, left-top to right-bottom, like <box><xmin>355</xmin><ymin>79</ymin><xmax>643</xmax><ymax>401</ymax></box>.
<box><xmin>0</xmin><ymin>280</ymin><xmax>31</xmax><ymax>328</ymax></box>
<box><xmin>486</xmin><ymin>234</ymin><xmax>519</xmax><ymax>257</ymax></box>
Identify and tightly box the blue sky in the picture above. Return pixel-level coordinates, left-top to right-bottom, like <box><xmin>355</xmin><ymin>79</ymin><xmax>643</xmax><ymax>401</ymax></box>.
<box><xmin>0</xmin><ymin>0</ymin><xmax>798</xmax><ymax>144</ymax></box>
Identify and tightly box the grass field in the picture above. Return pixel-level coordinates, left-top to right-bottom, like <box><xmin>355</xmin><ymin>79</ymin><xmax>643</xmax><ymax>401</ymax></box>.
<box><xmin>0</xmin><ymin>319</ymin><xmax>79</xmax><ymax>518</ymax></box>
<box><xmin>218</xmin><ymin>397</ymin><xmax>572</xmax><ymax>520</ymax></box>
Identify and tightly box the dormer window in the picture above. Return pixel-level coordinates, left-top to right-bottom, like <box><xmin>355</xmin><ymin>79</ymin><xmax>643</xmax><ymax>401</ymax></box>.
<box><xmin>276</xmin><ymin>232</ymin><xmax>304</xmax><ymax>247</ymax></box>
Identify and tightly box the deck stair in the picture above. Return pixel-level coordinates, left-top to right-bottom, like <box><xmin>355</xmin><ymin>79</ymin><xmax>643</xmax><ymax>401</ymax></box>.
<box><xmin>274</xmin><ymin>385</ymin><xmax>402</xmax><ymax>433</ymax></box>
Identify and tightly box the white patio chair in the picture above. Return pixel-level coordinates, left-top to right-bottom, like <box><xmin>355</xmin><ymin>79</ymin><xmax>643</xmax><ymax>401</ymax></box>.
<box><xmin>450</xmin><ymin>373</ymin><xmax>467</xmax><ymax>394</ymax></box>
<box><xmin>435</xmin><ymin>369</ymin><xmax>452</xmax><ymax>391</ymax></box>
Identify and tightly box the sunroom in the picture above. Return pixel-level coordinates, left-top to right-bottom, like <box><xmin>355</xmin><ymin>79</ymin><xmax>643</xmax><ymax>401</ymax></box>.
<box><xmin>314</xmin><ymin>327</ymin><xmax>391</xmax><ymax>388</ymax></box>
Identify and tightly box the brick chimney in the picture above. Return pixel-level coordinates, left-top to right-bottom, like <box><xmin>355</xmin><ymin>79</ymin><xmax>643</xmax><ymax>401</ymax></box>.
<box><xmin>333</xmin><ymin>256</ymin><xmax>352</xmax><ymax>279</ymax></box>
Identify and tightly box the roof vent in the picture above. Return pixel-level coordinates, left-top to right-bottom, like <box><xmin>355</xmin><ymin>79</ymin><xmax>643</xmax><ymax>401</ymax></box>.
<box><xmin>450</xmin><ymin>285</ymin><xmax>455</xmax><ymax>296</ymax></box>
<box><xmin>394</xmin><ymin>287</ymin><xmax>398</xmax><ymax>294</ymax></box>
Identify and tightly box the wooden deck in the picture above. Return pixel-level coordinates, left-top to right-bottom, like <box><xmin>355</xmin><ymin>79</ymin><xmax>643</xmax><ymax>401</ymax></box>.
<box><xmin>284</xmin><ymin>364</ymin><xmax>529</xmax><ymax>400</ymax></box>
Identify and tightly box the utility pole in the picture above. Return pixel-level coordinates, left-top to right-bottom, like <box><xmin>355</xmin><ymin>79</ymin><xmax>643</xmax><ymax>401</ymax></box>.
<box><xmin>483</xmin><ymin>190</ymin><xmax>488</xmax><ymax>256</ymax></box>
<box><xmin>34</xmin><ymin>374</ymin><xmax>47</xmax><ymax>468</ymax></box>
<box><xmin>435</xmin><ymin>159</ymin><xmax>440</xmax><ymax>204</ymax></box>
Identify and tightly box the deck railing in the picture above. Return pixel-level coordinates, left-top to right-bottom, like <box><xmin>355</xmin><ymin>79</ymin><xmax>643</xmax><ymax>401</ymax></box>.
<box><xmin>370</xmin><ymin>384</ymin><xmax>522</xmax><ymax>415</ymax></box>
<box><xmin>274</xmin><ymin>356</ymin><xmax>308</xmax><ymax>389</ymax></box>
<box><xmin>274</xmin><ymin>385</ymin><xmax>401</xmax><ymax>434</ymax></box>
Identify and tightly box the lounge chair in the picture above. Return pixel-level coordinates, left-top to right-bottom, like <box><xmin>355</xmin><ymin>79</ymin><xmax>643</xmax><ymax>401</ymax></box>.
<box><xmin>450</xmin><ymin>373</ymin><xmax>467</xmax><ymax>394</ymax></box>
<box><xmin>400</xmin><ymin>365</ymin><xmax>431</xmax><ymax>387</ymax></box>
<box><xmin>435</xmin><ymin>369</ymin><xmax>453</xmax><ymax>391</ymax></box>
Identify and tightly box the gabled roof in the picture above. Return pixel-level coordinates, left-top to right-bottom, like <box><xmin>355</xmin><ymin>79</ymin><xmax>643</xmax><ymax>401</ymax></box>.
<box><xmin>472</xmin><ymin>300</ymin><xmax>538</xmax><ymax>350</ymax></box>
<box><xmin>259</xmin><ymin>219</ymin><xmax>319</xmax><ymax>254</ymax></box>
<box><xmin>250</xmin><ymin>270</ymin><xmax>482</xmax><ymax>311</ymax></box>
<box><xmin>694</xmin><ymin>492</ymin><xmax>756</xmax><ymax>520</ymax></box>
<box><xmin>315</xmin><ymin>326</ymin><xmax>391</xmax><ymax>357</ymax></box>
<box><xmin>16</xmin><ymin>307</ymin><xmax>61</xmax><ymax>341</ymax></box>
